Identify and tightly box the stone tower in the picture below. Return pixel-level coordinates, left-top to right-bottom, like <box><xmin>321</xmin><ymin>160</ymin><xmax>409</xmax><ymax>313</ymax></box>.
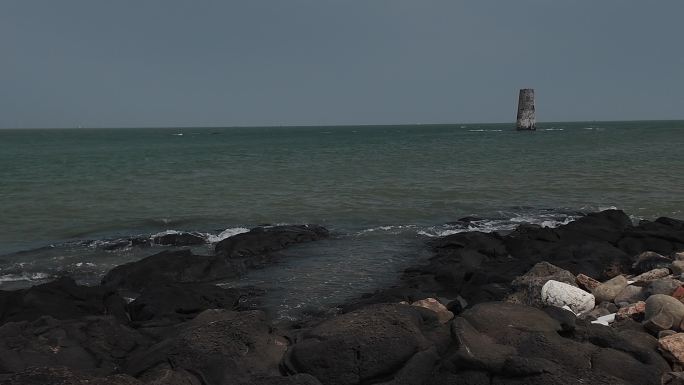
<box><xmin>516</xmin><ymin>89</ymin><xmax>536</xmax><ymax>131</ymax></box>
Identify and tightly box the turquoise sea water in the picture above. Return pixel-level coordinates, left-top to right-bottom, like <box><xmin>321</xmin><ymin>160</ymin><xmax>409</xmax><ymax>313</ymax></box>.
<box><xmin>1</xmin><ymin>121</ymin><xmax>683</xmax><ymax>316</ymax></box>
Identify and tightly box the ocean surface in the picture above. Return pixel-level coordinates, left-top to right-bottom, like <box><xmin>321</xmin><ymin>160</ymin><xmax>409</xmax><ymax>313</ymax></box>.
<box><xmin>1</xmin><ymin>121</ymin><xmax>683</xmax><ymax>318</ymax></box>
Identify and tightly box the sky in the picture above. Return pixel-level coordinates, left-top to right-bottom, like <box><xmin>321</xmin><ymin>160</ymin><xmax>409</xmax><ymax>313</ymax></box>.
<box><xmin>1</xmin><ymin>0</ymin><xmax>683</xmax><ymax>128</ymax></box>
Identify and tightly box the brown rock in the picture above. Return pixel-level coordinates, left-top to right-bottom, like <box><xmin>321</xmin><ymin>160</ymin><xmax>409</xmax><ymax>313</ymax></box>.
<box><xmin>672</xmin><ymin>286</ymin><xmax>684</xmax><ymax>301</ymax></box>
<box><xmin>615</xmin><ymin>301</ymin><xmax>646</xmax><ymax>321</ymax></box>
<box><xmin>592</xmin><ymin>275</ymin><xmax>628</xmax><ymax>303</ymax></box>
<box><xmin>671</xmin><ymin>260</ymin><xmax>684</xmax><ymax>275</ymax></box>
<box><xmin>576</xmin><ymin>274</ymin><xmax>601</xmax><ymax>291</ymax></box>
<box><xmin>662</xmin><ymin>371</ymin><xmax>684</xmax><ymax>385</ymax></box>
<box><xmin>411</xmin><ymin>298</ymin><xmax>454</xmax><ymax>324</ymax></box>
<box><xmin>659</xmin><ymin>333</ymin><xmax>684</xmax><ymax>365</ymax></box>
<box><xmin>644</xmin><ymin>295</ymin><xmax>684</xmax><ymax>332</ymax></box>
<box><xmin>614</xmin><ymin>285</ymin><xmax>647</xmax><ymax>306</ymax></box>
<box><xmin>633</xmin><ymin>268</ymin><xmax>670</xmax><ymax>282</ymax></box>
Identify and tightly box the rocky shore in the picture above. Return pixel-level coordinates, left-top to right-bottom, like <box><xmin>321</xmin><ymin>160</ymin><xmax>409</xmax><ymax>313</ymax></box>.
<box><xmin>1</xmin><ymin>211</ymin><xmax>684</xmax><ymax>384</ymax></box>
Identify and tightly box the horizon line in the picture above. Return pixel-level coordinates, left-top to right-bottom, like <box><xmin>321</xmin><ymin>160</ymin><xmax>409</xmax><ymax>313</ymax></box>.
<box><xmin>1</xmin><ymin>118</ymin><xmax>683</xmax><ymax>130</ymax></box>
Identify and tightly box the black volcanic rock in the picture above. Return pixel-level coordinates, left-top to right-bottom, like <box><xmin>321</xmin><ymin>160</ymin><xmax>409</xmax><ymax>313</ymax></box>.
<box><xmin>284</xmin><ymin>303</ymin><xmax>449</xmax><ymax>385</ymax></box>
<box><xmin>151</xmin><ymin>232</ymin><xmax>206</xmax><ymax>246</ymax></box>
<box><xmin>124</xmin><ymin>310</ymin><xmax>287</xmax><ymax>385</ymax></box>
<box><xmin>102</xmin><ymin>225</ymin><xmax>330</xmax><ymax>292</ymax></box>
<box><xmin>127</xmin><ymin>282</ymin><xmax>242</xmax><ymax>325</ymax></box>
<box><xmin>555</xmin><ymin>209</ymin><xmax>633</xmax><ymax>244</ymax></box>
<box><xmin>432</xmin><ymin>302</ymin><xmax>666</xmax><ymax>385</ymax></box>
<box><xmin>617</xmin><ymin>217</ymin><xmax>684</xmax><ymax>256</ymax></box>
<box><xmin>100</xmin><ymin>249</ymin><xmax>235</xmax><ymax>291</ymax></box>
<box><xmin>0</xmin><ymin>277</ymin><xmax>127</xmax><ymax>325</ymax></box>
<box><xmin>0</xmin><ymin>366</ymin><xmax>143</xmax><ymax>385</ymax></box>
<box><xmin>0</xmin><ymin>316</ymin><xmax>150</xmax><ymax>378</ymax></box>
<box><xmin>215</xmin><ymin>225</ymin><xmax>329</xmax><ymax>258</ymax></box>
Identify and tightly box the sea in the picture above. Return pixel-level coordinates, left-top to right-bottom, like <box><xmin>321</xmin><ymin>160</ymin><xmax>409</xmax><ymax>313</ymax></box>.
<box><xmin>1</xmin><ymin>121</ymin><xmax>683</xmax><ymax>319</ymax></box>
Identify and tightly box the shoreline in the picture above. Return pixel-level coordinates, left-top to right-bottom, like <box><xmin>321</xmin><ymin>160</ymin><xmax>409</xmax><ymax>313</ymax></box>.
<box><xmin>0</xmin><ymin>210</ymin><xmax>683</xmax><ymax>384</ymax></box>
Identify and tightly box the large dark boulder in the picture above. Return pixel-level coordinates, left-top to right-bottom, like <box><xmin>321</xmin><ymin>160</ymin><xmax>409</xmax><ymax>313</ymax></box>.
<box><xmin>284</xmin><ymin>303</ymin><xmax>449</xmax><ymax>385</ymax></box>
<box><xmin>0</xmin><ymin>316</ymin><xmax>150</xmax><ymax>378</ymax></box>
<box><xmin>127</xmin><ymin>282</ymin><xmax>241</xmax><ymax>325</ymax></box>
<box><xmin>555</xmin><ymin>209</ymin><xmax>633</xmax><ymax>244</ymax></box>
<box><xmin>124</xmin><ymin>310</ymin><xmax>287</xmax><ymax>385</ymax></box>
<box><xmin>215</xmin><ymin>225</ymin><xmax>330</xmax><ymax>258</ymax></box>
<box><xmin>100</xmin><ymin>250</ymin><xmax>236</xmax><ymax>291</ymax></box>
<box><xmin>0</xmin><ymin>277</ymin><xmax>127</xmax><ymax>325</ymax></box>
<box><xmin>617</xmin><ymin>217</ymin><xmax>684</xmax><ymax>256</ymax></box>
<box><xmin>435</xmin><ymin>302</ymin><xmax>666</xmax><ymax>385</ymax></box>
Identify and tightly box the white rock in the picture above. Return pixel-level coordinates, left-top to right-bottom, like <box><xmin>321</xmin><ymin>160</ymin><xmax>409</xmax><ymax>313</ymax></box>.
<box><xmin>541</xmin><ymin>280</ymin><xmax>595</xmax><ymax>315</ymax></box>
<box><xmin>596</xmin><ymin>313</ymin><xmax>616</xmax><ymax>324</ymax></box>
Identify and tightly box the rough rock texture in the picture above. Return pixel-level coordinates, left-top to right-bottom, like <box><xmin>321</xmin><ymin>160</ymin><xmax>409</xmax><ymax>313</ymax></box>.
<box><xmin>433</xmin><ymin>302</ymin><xmax>667</xmax><ymax>385</ymax></box>
<box><xmin>577</xmin><ymin>273</ymin><xmax>602</xmax><ymax>291</ymax></box>
<box><xmin>215</xmin><ymin>225</ymin><xmax>329</xmax><ymax>259</ymax></box>
<box><xmin>284</xmin><ymin>303</ymin><xmax>448</xmax><ymax>385</ymax></box>
<box><xmin>506</xmin><ymin>262</ymin><xmax>576</xmax><ymax>307</ymax></box>
<box><xmin>0</xmin><ymin>366</ymin><xmax>143</xmax><ymax>385</ymax></box>
<box><xmin>659</xmin><ymin>333</ymin><xmax>684</xmax><ymax>365</ymax></box>
<box><xmin>125</xmin><ymin>310</ymin><xmax>287</xmax><ymax>385</ymax></box>
<box><xmin>633</xmin><ymin>268</ymin><xmax>671</xmax><ymax>282</ymax></box>
<box><xmin>0</xmin><ymin>316</ymin><xmax>150</xmax><ymax>377</ymax></box>
<box><xmin>0</xmin><ymin>277</ymin><xmax>126</xmax><ymax>325</ymax></box>
<box><xmin>616</xmin><ymin>301</ymin><xmax>646</xmax><ymax>321</ymax></box>
<box><xmin>410</xmin><ymin>298</ymin><xmax>453</xmax><ymax>324</ymax></box>
<box><xmin>541</xmin><ymin>280</ymin><xmax>595</xmax><ymax>314</ymax></box>
<box><xmin>127</xmin><ymin>282</ymin><xmax>241</xmax><ymax>325</ymax></box>
<box><xmin>101</xmin><ymin>249</ymin><xmax>234</xmax><ymax>291</ymax></box>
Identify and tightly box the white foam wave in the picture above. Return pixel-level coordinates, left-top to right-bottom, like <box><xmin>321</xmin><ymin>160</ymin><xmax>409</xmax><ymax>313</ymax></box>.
<box><xmin>0</xmin><ymin>272</ymin><xmax>50</xmax><ymax>283</ymax></box>
<box><xmin>75</xmin><ymin>262</ymin><xmax>96</xmax><ymax>267</ymax></box>
<box><xmin>205</xmin><ymin>227</ymin><xmax>250</xmax><ymax>243</ymax></box>
<box><xmin>150</xmin><ymin>229</ymin><xmax>182</xmax><ymax>238</ymax></box>
<box><xmin>543</xmin><ymin>128</ymin><xmax>564</xmax><ymax>131</ymax></box>
<box><xmin>356</xmin><ymin>225</ymin><xmax>418</xmax><ymax>236</ymax></box>
<box><xmin>418</xmin><ymin>213</ymin><xmax>580</xmax><ymax>238</ymax></box>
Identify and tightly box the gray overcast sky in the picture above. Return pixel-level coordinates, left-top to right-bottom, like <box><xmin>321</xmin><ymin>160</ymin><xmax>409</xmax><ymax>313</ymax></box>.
<box><xmin>1</xmin><ymin>1</ymin><xmax>683</xmax><ymax>128</ymax></box>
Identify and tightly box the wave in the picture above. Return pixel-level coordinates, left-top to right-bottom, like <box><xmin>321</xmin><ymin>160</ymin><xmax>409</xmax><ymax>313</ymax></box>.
<box><xmin>417</xmin><ymin>212</ymin><xmax>581</xmax><ymax>238</ymax></box>
<box><xmin>204</xmin><ymin>227</ymin><xmax>250</xmax><ymax>243</ymax></box>
<box><xmin>355</xmin><ymin>225</ymin><xmax>418</xmax><ymax>236</ymax></box>
<box><xmin>0</xmin><ymin>272</ymin><xmax>50</xmax><ymax>283</ymax></box>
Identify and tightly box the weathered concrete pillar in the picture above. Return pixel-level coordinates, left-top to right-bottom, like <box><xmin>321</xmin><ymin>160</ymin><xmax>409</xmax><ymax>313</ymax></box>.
<box><xmin>516</xmin><ymin>89</ymin><xmax>536</xmax><ymax>131</ymax></box>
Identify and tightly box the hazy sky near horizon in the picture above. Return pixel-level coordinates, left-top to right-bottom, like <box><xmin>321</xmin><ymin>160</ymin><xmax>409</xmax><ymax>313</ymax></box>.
<box><xmin>1</xmin><ymin>1</ymin><xmax>683</xmax><ymax>128</ymax></box>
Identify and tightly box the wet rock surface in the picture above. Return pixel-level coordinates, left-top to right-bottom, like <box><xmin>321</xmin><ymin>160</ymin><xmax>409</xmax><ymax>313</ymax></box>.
<box><xmin>2</xmin><ymin>212</ymin><xmax>684</xmax><ymax>384</ymax></box>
